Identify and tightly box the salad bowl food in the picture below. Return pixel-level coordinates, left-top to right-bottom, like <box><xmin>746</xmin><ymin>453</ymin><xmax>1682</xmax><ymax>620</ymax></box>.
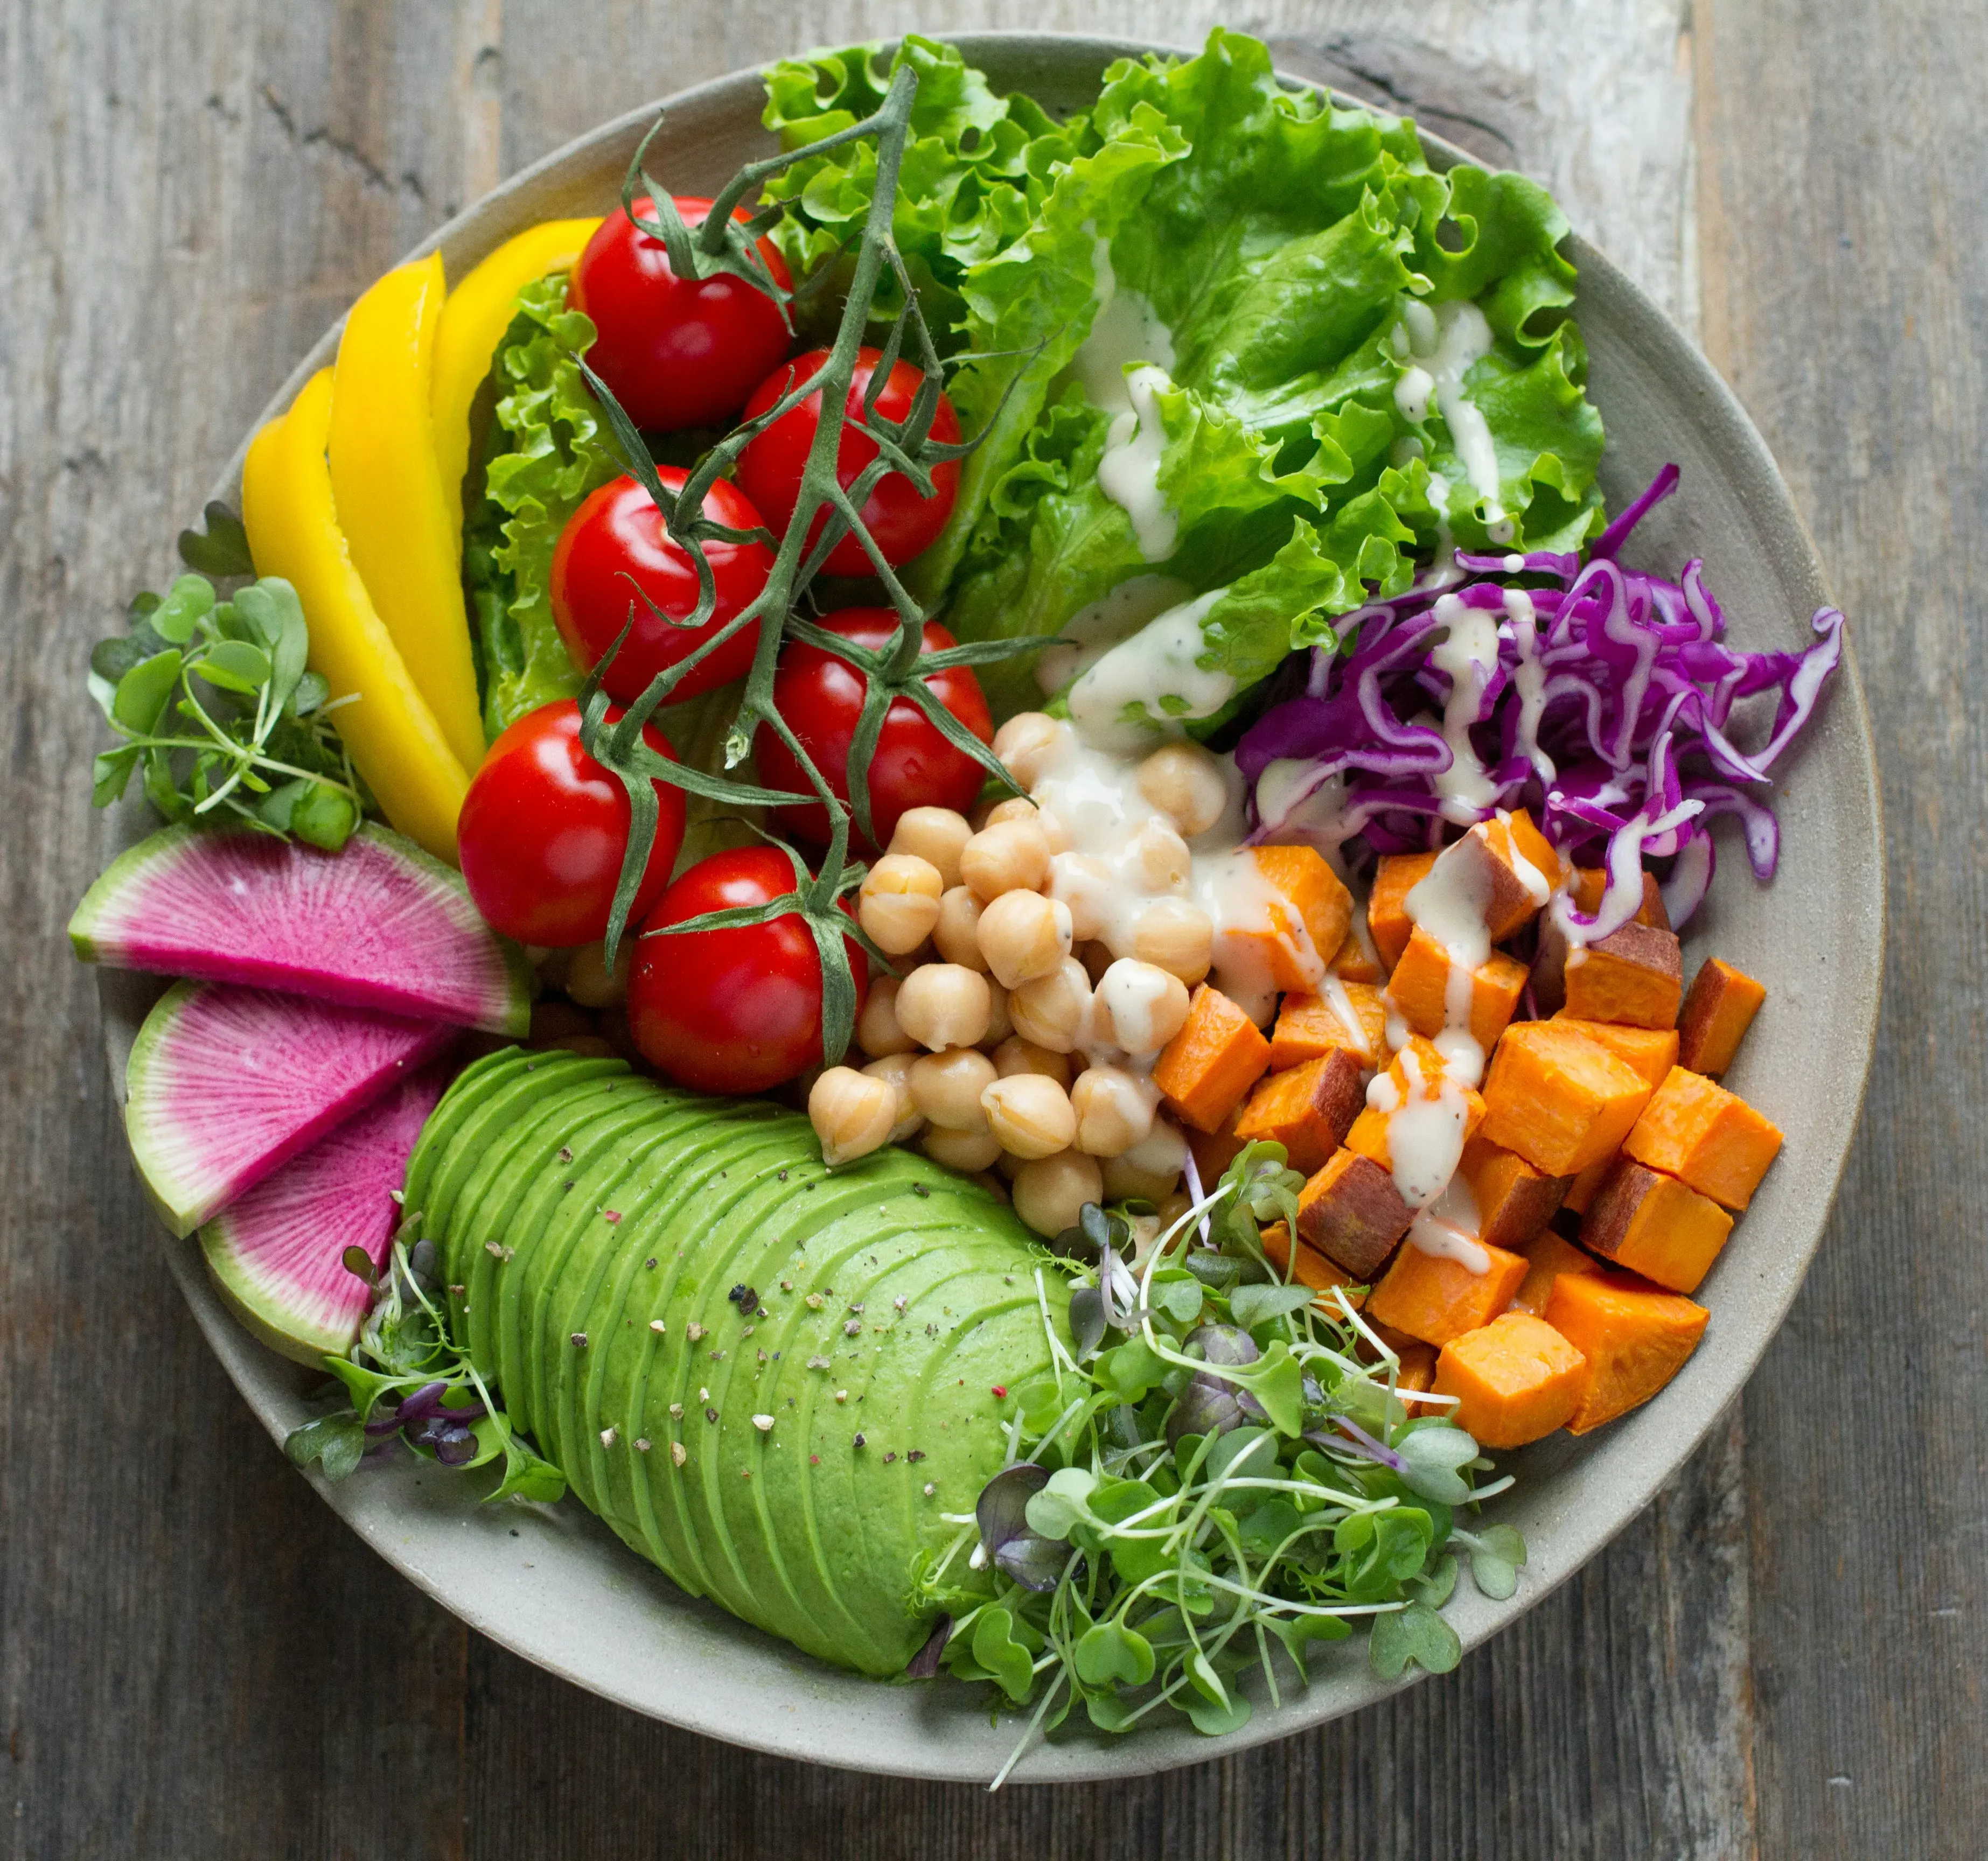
<box><xmin>88</xmin><ymin>31</ymin><xmax>1879</xmax><ymax>1782</ymax></box>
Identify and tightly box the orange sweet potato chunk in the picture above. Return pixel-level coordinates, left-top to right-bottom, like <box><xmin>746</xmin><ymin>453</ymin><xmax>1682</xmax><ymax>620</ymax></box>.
<box><xmin>1251</xmin><ymin>845</ymin><xmax>1354</xmax><ymax>983</ymax></box>
<box><xmin>1579</xmin><ymin>1159</ymin><xmax>1734</xmax><ymax>1294</ymax></box>
<box><xmin>1296</xmin><ymin>1148</ymin><xmax>1413</xmax><ymax>1279</ymax></box>
<box><xmin>1154</xmin><ymin>984</ymin><xmax>1272</xmax><ymax>1134</ymax></box>
<box><xmin>1233</xmin><ymin>1050</ymin><xmax>1366</xmax><ymax>1174</ymax></box>
<box><xmin>1432</xmin><ymin>811</ymin><xmax>1563</xmax><ymax>941</ymax></box>
<box><xmin>1509</xmin><ymin>1231</ymin><xmax>1602</xmax><ymax>1317</ymax></box>
<box><xmin>1368</xmin><ymin>851</ymin><xmax>1435</xmax><ymax>972</ymax></box>
<box><xmin>1550</xmin><ymin>1016</ymin><xmax>1679</xmax><ymax>1088</ymax></box>
<box><xmin>1480</xmin><ymin>1020</ymin><xmax>1654</xmax><ymax>1177</ymax></box>
<box><xmin>1345</xmin><ymin>1038</ymin><xmax>1488</xmax><ymax>1170</ymax></box>
<box><xmin>1386</xmin><ymin>926</ymin><xmax>1528</xmax><ymax>1048</ymax></box>
<box><xmin>1270</xmin><ymin>983</ymin><xmax>1387</xmax><ymax>1071</ymax></box>
<box><xmin>1261</xmin><ymin>1219</ymin><xmax>1367</xmax><ymax>1311</ymax></box>
<box><xmin>1561</xmin><ymin>1149</ymin><xmax>1618</xmax><ymax>1215</ymax></box>
<box><xmin>1677</xmin><ymin>958</ymin><xmax>1767</xmax><ymax>1076</ymax></box>
<box><xmin>1544</xmin><ymin>1269</ymin><xmax>1708</xmax><ymax>1433</ymax></box>
<box><xmin>1459</xmin><ymin>1134</ymin><xmax>1568</xmax><ymax>1249</ymax></box>
<box><xmin>1622</xmin><ymin>1066</ymin><xmax>1783</xmax><ymax>1211</ymax></box>
<box><xmin>1366</xmin><ymin>1237</ymin><xmax>1530</xmax><ymax>1347</ymax></box>
<box><xmin>1563</xmin><ymin>922</ymin><xmax>1684</xmax><ymax>1030</ymax></box>
<box><xmin>1570</xmin><ymin>866</ymin><xmax>1670</xmax><ymax>929</ymax></box>
<box><xmin>1331</xmin><ymin>925</ymin><xmax>1385</xmax><ymax>984</ymax></box>
<box><xmin>1397</xmin><ymin>1342</ymin><xmax>1438</xmax><ymax>1397</ymax></box>
<box><xmin>1434</xmin><ymin>1312</ymin><xmax>1587</xmax><ymax>1447</ymax></box>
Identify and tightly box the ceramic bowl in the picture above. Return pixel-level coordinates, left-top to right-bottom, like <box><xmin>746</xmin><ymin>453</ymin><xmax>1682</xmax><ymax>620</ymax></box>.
<box><xmin>96</xmin><ymin>32</ymin><xmax>1882</xmax><ymax>1782</ymax></box>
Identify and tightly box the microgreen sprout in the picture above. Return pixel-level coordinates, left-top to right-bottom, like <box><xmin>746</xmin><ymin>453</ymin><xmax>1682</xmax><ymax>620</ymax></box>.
<box><xmin>911</xmin><ymin>1142</ymin><xmax>1525</xmax><ymax>1781</ymax></box>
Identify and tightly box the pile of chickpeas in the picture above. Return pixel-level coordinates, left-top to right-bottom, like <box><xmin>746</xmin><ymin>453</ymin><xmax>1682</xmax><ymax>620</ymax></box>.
<box><xmin>808</xmin><ymin>712</ymin><xmax>1233</xmax><ymax>1238</ymax></box>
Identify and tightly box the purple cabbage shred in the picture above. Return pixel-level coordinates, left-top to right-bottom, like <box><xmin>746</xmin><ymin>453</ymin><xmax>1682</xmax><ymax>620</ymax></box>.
<box><xmin>1238</xmin><ymin>465</ymin><xmax>1844</xmax><ymax>936</ymax></box>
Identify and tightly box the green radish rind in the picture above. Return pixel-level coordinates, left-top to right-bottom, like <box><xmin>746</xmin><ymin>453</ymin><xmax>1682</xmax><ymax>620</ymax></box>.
<box><xmin>411</xmin><ymin>1052</ymin><xmax>1069</xmax><ymax>1676</ymax></box>
<box><xmin>71</xmin><ymin>822</ymin><xmax>532</xmax><ymax>1035</ymax></box>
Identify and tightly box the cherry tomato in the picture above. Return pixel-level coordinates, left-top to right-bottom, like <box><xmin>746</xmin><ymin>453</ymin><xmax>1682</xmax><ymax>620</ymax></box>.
<box><xmin>734</xmin><ymin>347</ymin><xmax>961</xmax><ymax>576</ymax></box>
<box><xmin>458</xmin><ymin>699</ymin><xmax>686</xmax><ymax>948</ymax></box>
<box><xmin>755</xmin><ymin>607</ymin><xmax>993</xmax><ymax>851</ymax></box>
<box><xmin>626</xmin><ymin>846</ymin><xmax>869</xmax><ymax>1094</ymax></box>
<box><xmin>550</xmin><ymin>467</ymin><xmax>774</xmax><ymax>703</ymax></box>
<box><xmin>567</xmin><ymin>196</ymin><xmax>792</xmax><ymax>431</ymax></box>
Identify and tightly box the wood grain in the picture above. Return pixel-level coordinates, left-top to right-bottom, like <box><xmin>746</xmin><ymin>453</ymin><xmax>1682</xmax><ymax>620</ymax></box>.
<box><xmin>0</xmin><ymin>0</ymin><xmax>1961</xmax><ymax>1854</ymax></box>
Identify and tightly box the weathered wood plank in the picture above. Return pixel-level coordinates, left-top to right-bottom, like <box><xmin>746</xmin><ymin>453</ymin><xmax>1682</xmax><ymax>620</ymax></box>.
<box><xmin>1697</xmin><ymin>1</ymin><xmax>1988</xmax><ymax>1855</ymax></box>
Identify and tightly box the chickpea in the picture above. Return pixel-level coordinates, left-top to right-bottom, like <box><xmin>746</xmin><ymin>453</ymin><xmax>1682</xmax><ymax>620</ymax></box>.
<box><xmin>1131</xmin><ymin>898</ymin><xmax>1215</xmax><ymax>984</ymax></box>
<box><xmin>808</xmin><ymin>1067</ymin><xmax>898</xmax><ymax>1167</ymax></box>
<box><xmin>985</xmin><ymin>978</ymin><xmax>1014</xmax><ymax>1046</ymax></box>
<box><xmin>985</xmin><ymin>796</ymin><xmax>1072</xmax><ymax>854</ymax></box>
<box><xmin>887</xmin><ymin>806</ymin><xmax>972</xmax><ymax>891</ymax></box>
<box><xmin>959</xmin><ymin>818</ymin><xmax>1051</xmax><ymax>902</ymax></box>
<box><xmin>1100</xmin><ymin>1155</ymin><xmax>1182</xmax><ymax>1203</ymax></box>
<box><xmin>1075</xmin><ymin>939</ymin><xmax>1115</xmax><ymax>986</ymax></box>
<box><xmin>1046</xmin><ymin>851</ymin><xmax>1114</xmax><ymax>942</ymax></box>
<box><xmin>909</xmin><ymin>1047</ymin><xmax>999</xmax><ymax>1132</ymax></box>
<box><xmin>1096</xmin><ymin>958</ymin><xmax>1191</xmax><ymax>1055</ymax></box>
<box><xmin>1070</xmin><ymin>1064</ymin><xmax>1159</xmax><ymax>1157</ymax></box>
<box><xmin>894</xmin><ymin>963</ymin><xmax>993</xmax><ymax>1052</ymax></box>
<box><xmin>980</xmin><ymin>1073</ymin><xmax>1078</xmax><ymax>1160</ymax></box>
<box><xmin>972</xmin><ymin>1170</ymin><xmax>1012</xmax><ymax>1205</ymax></box>
<box><xmin>922</xmin><ymin>1124</ymin><xmax>1003</xmax><ymax>1173</ymax></box>
<box><xmin>1136</xmin><ymin>741</ymin><xmax>1230</xmax><ymax>838</ymax></box>
<box><xmin>1007</xmin><ymin>956</ymin><xmax>1092</xmax><ymax>1055</ymax></box>
<box><xmin>1011</xmin><ymin>1151</ymin><xmax>1105</xmax><ymax>1239</ymax></box>
<box><xmin>976</xmin><ymin>888</ymin><xmax>1073</xmax><ymax>989</ymax></box>
<box><xmin>856</xmin><ymin>975</ymin><xmax>917</xmax><ymax>1059</ymax></box>
<box><xmin>861</xmin><ymin>1053</ymin><xmax>924</xmax><ymax>1143</ymax></box>
<box><xmin>993</xmin><ymin>1036</ymin><xmax>1072</xmax><ymax>1087</ymax></box>
<box><xmin>990</xmin><ymin>711</ymin><xmax>1069</xmax><ymax>790</ymax></box>
<box><xmin>565</xmin><ymin>938</ymin><xmax>631</xmax><ymax>1008</ymax></box>
<box><xmin>932</xmin><ymin>886</ymin><xmax>990</xmax><ymax>970</ymax></box>
<box><xmin>1121</xmin><ymin>1117</ymin><xmax>1189</xmax><ymax>1179</ymax></box>
<box><xmin>1130</xmin><ymin>817</ymin><xmax>1192</xmax><ymax>894</ymax></box>
<box><xmin>857</xmin><ymin>853</ymin><xmax>943</xmax><ymax>955</ymax></box>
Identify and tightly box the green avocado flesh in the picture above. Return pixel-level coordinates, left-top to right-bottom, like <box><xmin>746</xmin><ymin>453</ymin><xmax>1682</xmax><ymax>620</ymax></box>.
<box><xmin>404</xmin><ymin>1047</ymin><xmax>1070</xmax><ymax>1676</ymax></box>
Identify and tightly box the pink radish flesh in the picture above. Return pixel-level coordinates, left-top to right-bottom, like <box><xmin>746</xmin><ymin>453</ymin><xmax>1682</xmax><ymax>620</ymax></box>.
<box><xmin>200</xmin><ymin>1064</ymin><xmax>449</xmax><ymax>1362</ymax></box>
<box><xmin>125</xmin><ymin>981</ymin><xmax>457</xmax><ymax>1236</ymax></box>
<box><xmin>71</xmin><ymin>824</ymin><xmax>529</xmax><ymax>1033</ymax></box>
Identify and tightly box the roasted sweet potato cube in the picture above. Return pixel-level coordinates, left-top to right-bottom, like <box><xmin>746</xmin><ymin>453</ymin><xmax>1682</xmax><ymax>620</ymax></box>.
<box><xmin>1396</xmin><ymin>1342</ymin><xmax>1438</xmax><ymax>1397</ymax></box>
<box><xmin>1233</xmin><ymin>1050</ymin><xmax>1366</xmax><ymax>1174</ymax></box>
<box><xmin>1367</xmin><ymin>1235</ymin><xmax>1530</xmax><ymax>1347</ymax></box>
<box><xmin>1260</xmin><ymin>1219</ymin><xmax>1366</xmax><ymax>1311</ymax></box>
<box><xmin>1330</xmin><ymin>926</ymin><xmax>1385</xmax><ymax>984</ymax></box>
<box><xmin>1459</xmin><ymin>1134</ymin><xmax>1568</xmax><ymax>1249</ymax></box>
<box><xmin>1368</xmin><ymin>851</ymin><xmax>1435</xmax><ymax>972</ymax></box>
<box><xmin>1677</xmin><ymin>958</ymin><xmax>1767</xmax><ymax>1076</ymax></box>
<box><xmin>1481</xmin><ymin>1020</ymin><xmax>1654</xmax><ymax>1177</ymax></box>
<box><xmin>1550</xmin><ymin>1015</ymin><xmax>1678</xmax><ymax>1088</ymax></box>
<box><xmin>1185</xmin><ymin>1104</ymin><xmax>1247</xmax><ymax>1191</ymax></box>
<box><xmin>1579</xmin><ymin>1159</ymin><xmax>1734</xmax><ymax>1294</ymax></box>
<box><xmin>1434</xmin><ymin>1312</ymin><xmax>1587</xmax><ymax>1447</ymax></box>
<box><xmin>1561</xmin><ymin>1149</ymin><xmax>1618</xmax><ymax>1214</ymax></box>
<box><xmin>1509</xmin><ymin>1231</ymin><xmax>1602</xmax><ymax>1316</ymax></box>
<box><xmin>1385</xmin><ymin>926</ymin><xmax>1528</xmax><ymax>1048</ymax></box>
<box><xmin>1544</xmin><ymin>1269</ymin><xmax>1708</xmax><ymax>1433</ymax></box>
<box><xmin>1154</xmin><ymin>984</ymin><xmax>1272</xmax><ymax>1134</ymax></box>
<box><xmin>1421</xmin><ymin>810</ymin><xmax>1563</xmax><ymax>942</ymax></box>
<box><xmin>1563</xmin><ymin>922</ymin><xmax>1683</xmax><ymax>1030</ymax></box>
<box><xmin>1346</xmin><ymin>1038</ymin><xmax>1488</xmax><ymax>1174</ymax></box>
<box><xmin>1570</xmin><ymin>866</ymin><xmax>1670</xmax><ymax>929</ymax></box>
<box><xmin>1269</xmin><ymin>982</ymin><xmax>1387</xmax><ymax>1071</ymax></box>
<box><xmin>1622</xmin><ymin>1066</ymin><xmax>1783</xmax><ymax>1210</ymax></box>
<box><xmin>1295</xmin><ymin>1148</ymin><xmax>1413</xmax><ymax>1279</ymax></box>
<box><xmin>1250</xmin><ymin>844</ymin><xmax>1354</xmax><ymax>981</ymax></box>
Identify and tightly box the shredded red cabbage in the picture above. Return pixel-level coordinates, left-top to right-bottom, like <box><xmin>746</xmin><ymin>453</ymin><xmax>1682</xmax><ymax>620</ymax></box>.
<box><xmin>1239</xmin><ymin>465</ymin><xmax>1844</xmax><ymax>939</ymax></box>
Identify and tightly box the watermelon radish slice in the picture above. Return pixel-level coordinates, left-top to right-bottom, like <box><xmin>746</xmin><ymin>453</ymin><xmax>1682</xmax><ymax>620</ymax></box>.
<box><xmin>200</xmin><ymin>1064</ymin><xmax>448</xmax><ymax>1363</ymax></box>
<box><xmin>71</xmin><ymin>823</ymin><xmax>530</xmax><ymax>1034</ymax></box>
<box><xmin>125</xmin><ymin>981</ymin><xmax>456</xmax><ymax>1237</ymax></box>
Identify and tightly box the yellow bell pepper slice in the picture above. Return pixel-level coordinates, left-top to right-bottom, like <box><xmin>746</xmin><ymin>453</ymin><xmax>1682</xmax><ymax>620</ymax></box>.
<box><xmin>242</xmin><ymin>369</ymin><xmax>471</xmax><ymax>864</ymax></box>
<box><xmin>430</xmin><ymin>215</ymin><xmax>603</xmax><ymax>556</ymax></box>
<box><xmin>326</xmin><ymin>254</ymin><xmax>489</xmax><ymax>775</ymax></box>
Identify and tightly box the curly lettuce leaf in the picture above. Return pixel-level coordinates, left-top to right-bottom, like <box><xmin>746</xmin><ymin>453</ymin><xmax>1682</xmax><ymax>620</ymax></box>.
<box><xmin>464</xmin><ymin>276</ymin><xmax>620</xmax><ymax>737</ymax></box>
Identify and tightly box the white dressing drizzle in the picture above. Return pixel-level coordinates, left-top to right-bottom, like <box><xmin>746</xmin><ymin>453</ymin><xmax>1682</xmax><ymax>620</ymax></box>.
<box><xmin>1427</xmin><ymin>593</ymin><xmax>1502</xmax><ymax>823</ymax></box>
<box><xmin>1066</xmin><ymin>589</ymin><xmax>1230</xmax><ymax>751</ymax></box>
<box><xmin>1097</xmin><ymin>364</ymin><xmax>1180</xmax><ymax>562</ymax></box>
<box><xmin>1393</xmin><ymin>298</ymin><xmax>1510</xmax><ymax>543</ymax></box>
<box><xmin>1319</xmin><ymin>972</ymin><xmax>1375</xmax><ymax>1062</ymax></box>
<box><xmin>1407</xmin><ymin>1175</ymin><xmax>1492</xmax><ymax>1273</ymax></box>
<box><xmin>1071</xmin><ymin>227</ymin><xmax>1176</xmax><ymax>419</ymax></box>
<box><xmin>1503</xmin><ymin>585</ymin><xmax>1555</xmax><ymax>782</ymax></box>
<box><xmin>1377</xmin><ymin>1044</ymin><xmax>1477</xmax><ymax>1209</ymax></box>
<box><xmin>1036</xmin><ymin>573</ymin><xmax>1194</xmax><ymax>696</ymax></box>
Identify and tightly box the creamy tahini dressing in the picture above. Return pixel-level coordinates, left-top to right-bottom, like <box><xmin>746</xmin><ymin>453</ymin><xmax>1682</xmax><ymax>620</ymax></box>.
<box><xmin>1427</xmin><ymin>593</ymin><xmax>1502</xmax><ymax>823</ymax></box>
<box><xmin>1036</xmin><ymin>573</ymin><xmax>1194</xmax><ymax>697</ymax></box>
<box><xmin>1071</xmin><ymin>227</ymin><xmax>1177</xmax><ymax>419</ymax></box>
<box><xmin>1066</xmin><ymin>590</ymin><xmax>1232</xmax><ymax>751</ymax></box>
<box><xmin>1097</xmin><ymin>364</ymin><xmax>1180</xmax><ymax>562</ymax></box>
<box><xmin>1391</xmin><ymin>297</ymin><xmax>1511</xmax><ymax>544</ymax></box>
<box><xmin>1503</xmin><ymin>585</ymin><xmax>1555</xmax><ymax>783</ymax></box>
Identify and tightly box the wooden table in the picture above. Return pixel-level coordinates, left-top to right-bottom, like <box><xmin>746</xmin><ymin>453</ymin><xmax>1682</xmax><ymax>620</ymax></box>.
<box><xmin>3</xmin><ymin>2</ymin><xmax>1979</xmax><ymax>1853</ymax></box>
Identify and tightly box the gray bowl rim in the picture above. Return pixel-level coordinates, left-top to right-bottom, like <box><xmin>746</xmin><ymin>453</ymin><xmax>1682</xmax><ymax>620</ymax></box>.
<box><xmin>95</xmin><ymin>30</ymin><xmax>1884</xmax><ymax>1783</ymax></box>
